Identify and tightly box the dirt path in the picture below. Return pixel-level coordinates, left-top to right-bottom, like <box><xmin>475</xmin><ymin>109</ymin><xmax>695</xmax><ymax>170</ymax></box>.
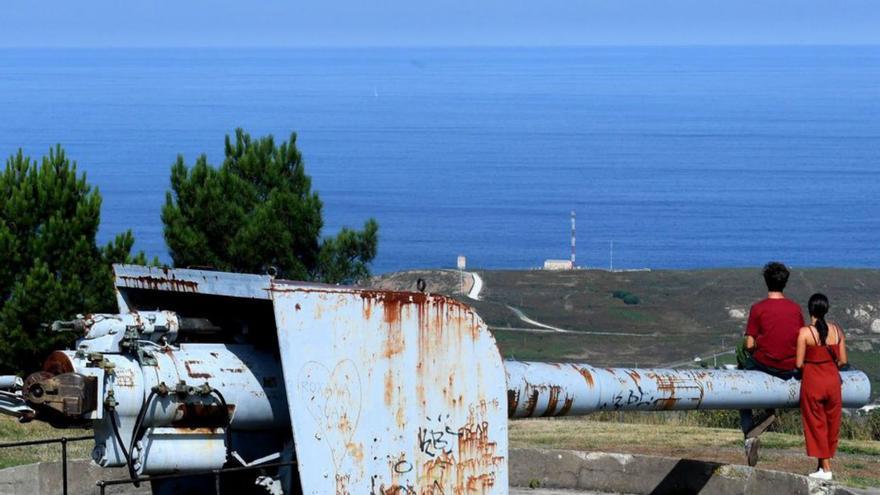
<box><xmin>503</xmin><ymin>304</ymin><xmax>653</xmax><ymax>337</ymax></box>
<box><xmin>506</xmin><ymin>304</ymin><xmax>573</xmax><ymax>333</ymax></box>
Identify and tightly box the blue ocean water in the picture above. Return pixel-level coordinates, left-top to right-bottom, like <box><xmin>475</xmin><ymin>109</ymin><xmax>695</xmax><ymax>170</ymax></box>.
<box><xmin>0</xmin><ymin>46</ymin><xmax>878</xmax><ymax>273</ymax></box>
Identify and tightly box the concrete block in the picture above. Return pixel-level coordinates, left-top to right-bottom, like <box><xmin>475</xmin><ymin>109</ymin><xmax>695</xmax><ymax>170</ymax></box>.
<box><xmin>0</xmin><ymin>460</ymin><xmax>149</xmax><ymax>495</ymax></box>
<box><xmin>509</xmin><ymin>448</ymin><xmax>880</xmax><ymax>495</ymax></box>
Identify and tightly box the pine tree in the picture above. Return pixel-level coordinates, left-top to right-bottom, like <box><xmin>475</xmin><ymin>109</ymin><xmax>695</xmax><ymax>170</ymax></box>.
<box><xmin>0</xmin><ymin>146</ymin><xmax>147</xmax><ymax>373</ymax></box>
<box><xmin>162</xmin><ymin>129</ymin><xmax>378</xmax><ymax>283</ymax></box>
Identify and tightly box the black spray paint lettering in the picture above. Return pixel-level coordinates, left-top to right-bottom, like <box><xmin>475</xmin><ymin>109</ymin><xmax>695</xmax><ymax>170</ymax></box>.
<box><xmin>418</xmin><ymin>414</ymin><xmax>460</xmax><ymax>457</ymax></box>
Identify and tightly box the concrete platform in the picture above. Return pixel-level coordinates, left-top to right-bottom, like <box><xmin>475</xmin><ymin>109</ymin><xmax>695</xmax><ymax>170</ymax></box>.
<box><xmin>0</xmin><ymin>460</ymin><xmax>148</xmax><ymax>494</ymax></box>
<box><xmin>0</xmin><ymin>450</ymin><xmax>878</xmax><ymax>494</ymax></box>
<box><xmin>512</xmin><ymin>490</ymin><xmax>617</xmax><ymax>495</ymax></box>
<box><xmin>509</xmin><ymin>448</ymin><xmax>880</xmax><ymax>495</ymax></box>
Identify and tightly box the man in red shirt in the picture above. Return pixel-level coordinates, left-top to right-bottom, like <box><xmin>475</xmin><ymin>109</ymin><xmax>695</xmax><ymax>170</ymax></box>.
<box><xmin>739</xmin><ymin>261</ymin><xmax>804</xmax><ymax>466</ymax></box>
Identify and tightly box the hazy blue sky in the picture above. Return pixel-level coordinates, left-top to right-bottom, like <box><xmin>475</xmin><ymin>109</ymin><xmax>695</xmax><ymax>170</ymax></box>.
<box><xmin>2</xmin><ymin>0</ymin><xmax>879</xmax><ymax>47</ymax></box>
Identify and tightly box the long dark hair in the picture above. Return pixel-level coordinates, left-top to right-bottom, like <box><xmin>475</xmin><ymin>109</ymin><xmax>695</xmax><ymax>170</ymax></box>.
<box><xmin>808</xmin><ymin>293</ymin><xmax>831</xmax><ymax>345</ymax></box>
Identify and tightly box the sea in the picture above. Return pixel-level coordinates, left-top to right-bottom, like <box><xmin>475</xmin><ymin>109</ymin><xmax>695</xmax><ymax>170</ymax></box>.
<box><xmin>1</xmin><ymin>46</ymin><xmax>878</xmax><ymax>273</ymax></box>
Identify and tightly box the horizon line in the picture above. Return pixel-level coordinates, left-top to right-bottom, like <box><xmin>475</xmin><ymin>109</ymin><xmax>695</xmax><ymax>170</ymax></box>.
<box><xmin>2</xmin><ymin>42</ymin><xmax>880</xmax><ymax>50</ymax></box>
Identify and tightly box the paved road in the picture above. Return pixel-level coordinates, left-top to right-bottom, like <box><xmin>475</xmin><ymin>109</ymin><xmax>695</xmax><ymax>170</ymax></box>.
<box><xmin>467</xmin><ymin>271</ymin><xmax>483</xmax><ymax>300</ymax></box>
<box><xmin>663</xmin><ymin>349</ymin><xmax>736</xmax><ymax>368</ymax></box>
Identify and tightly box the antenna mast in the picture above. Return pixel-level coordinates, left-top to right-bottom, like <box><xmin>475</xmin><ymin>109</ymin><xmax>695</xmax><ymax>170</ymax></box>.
<box><xmin>570</xmin><ymin>210</ymin><xmax>576</xmax><ymax>268</ymax></box>
<box><xmin>610</xmin><ymin>240</ymin><xmax>614</xmax><ymax>271</ymax></box>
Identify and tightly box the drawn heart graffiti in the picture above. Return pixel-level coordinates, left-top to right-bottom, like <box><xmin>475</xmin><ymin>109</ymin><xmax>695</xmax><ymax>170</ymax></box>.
<box><xmin>298</xmin><ymin>359</ymin><xmax>362</xmax><ymax>469</ymax></box>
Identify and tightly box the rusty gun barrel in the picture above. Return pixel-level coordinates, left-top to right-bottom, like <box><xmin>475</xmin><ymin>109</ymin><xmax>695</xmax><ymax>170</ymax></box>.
<box><xmin>505</xmin><ymin>361</ymin><xmax>871</xmax><ymax>418</ymax></box>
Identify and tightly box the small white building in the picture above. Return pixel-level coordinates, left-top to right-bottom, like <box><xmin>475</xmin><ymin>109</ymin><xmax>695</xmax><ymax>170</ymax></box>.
<box><xmin>858</xmin><ymin>404</ymin><xmax>880</xmax><ymax>415</ymax></box>
<box><xmin>543</xmin><ymin>259</ymin><xmax>573</xmax><ymax>271</ymax></box>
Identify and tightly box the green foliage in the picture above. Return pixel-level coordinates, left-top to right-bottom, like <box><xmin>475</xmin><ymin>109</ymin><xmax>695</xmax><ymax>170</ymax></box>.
<box><xmin>162</xmin><ymin>129</ymin><xmax>378</xmax><ymax>284</ymax></box>
<box><xmin>867</xmin><ymin>409</ymin><xmax>880</xmax><ymax>441</ymax></box>
<box><xmin>690</xmin><ymin>409</ymin><xmax>740</xmax><ymax>429</ymax></box>
<box><xmin>623</xmin><ymin>294</ymin><xmax>640</xmax><ymax>305</ymax></box>
<box><xmin>612</xmin><ymin>290</ymin><xmax>640</xmax><ymax>305</ymax></box>
<box><xmin>770</xmin><ymin>409</ymin><xmax>803</xmax><ymax>436</ymax></box>
<box><xmin>0</xmin><ymin>146</ymin><xmax>147</xmax><ymax>373</ymax></box>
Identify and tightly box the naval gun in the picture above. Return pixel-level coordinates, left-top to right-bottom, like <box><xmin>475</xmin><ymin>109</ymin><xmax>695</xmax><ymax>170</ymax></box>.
<box><xmin>0</xmin><ymin>265</ymin><xmax>871</xmax><ymax>494</ymax></box>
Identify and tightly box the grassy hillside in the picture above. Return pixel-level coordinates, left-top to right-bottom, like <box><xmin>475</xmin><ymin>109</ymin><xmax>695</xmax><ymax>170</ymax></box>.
<box><xmin>370</xmin><ymin>268</ymin><xmax>880</xmax><ymax>398</ymax></box>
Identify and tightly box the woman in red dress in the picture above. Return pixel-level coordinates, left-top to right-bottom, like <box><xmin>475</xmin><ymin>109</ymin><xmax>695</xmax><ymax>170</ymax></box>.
<box><xmin>795</xmin><ymin>293</ymin><xmax>848</xmax><ymax>481</ymax></box>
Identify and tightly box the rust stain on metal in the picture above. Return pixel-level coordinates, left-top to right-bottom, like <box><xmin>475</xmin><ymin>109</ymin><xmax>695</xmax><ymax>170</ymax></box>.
<box><xmin>407</xmin><ymin>407</ymin><xmax>504</xmax><ymax>494</ymax></box>
<box><xmin>376</xmin><ymin>483</ymin><xmax>415</xmax><ymax>495</ymax></box>
<box><xmin>42</xmin><ymin>351</ymin><xmax>74</xmax><ymax>375</ymax></box>
<box><xmin>184</xmin><ymin>360</ymin><xmax>211</xmax><ymax>379</ymax></box>
<box><xmin>346</xmin><ymin>441</ymin><xmax>363</xmax><ymax>464</ymax></box>
<box><xmin>374</xmin><ymin>453</ymin><xmax>415</xmax><ymax>495</ymax></box>
<box><xmin>557</xmin><ymin>396</ymin><xmax>574</xmax><ymax>416</ymax></box>
<box><xmin>507</xmin><ymin>389</ymin><xmax>520</xmax><ymax>417</ymax></box>
<box><xmin>383</xmin><ymin>297</ymin><xmax>400</xmax><ymax>326</ymax></box>
<box><xmin>118</xmin><ymin>274</ymin><xmax>199</xmax><ymax>293</ymax></box>
<box><xmin>455</xmin><ymin>415</ymin><xmax>504</xmax><ymax>492</ymax></box>
<box><xmin>171</xmin><ymin>403</ymin><xmax>235</xmax><ymax>428</ymax></box>
<box><xmin>359</xmin><ymin>289</ymin><xmax>429</xmax><ymax>309</ymax></box>
<box><xmin>653</xmin><ymin>374</ymin><xmax>677</xmax><ymax>394</ymax></box>
<box><xmin>395</xmin><ymin>400</ymin><xmax>406</xmax><ymax>430</ymax></box>
<box><xmin>650</xmin><ymin>372</ymin><xmax>706</xmax><ymax>409</ymax></box>
<box><xmin>383</xmin><ymin>326</ymin><xmax>405</xmax><ymax>359</ymax></box>
<box><xmin>420</xmin><ymin>451</ymin><xmax>454</xmax><ymax>492</ymax></box>
<box><xmin>577</xmin><ymin>366</ymin><xmax>595</xmax><ymax>388</ymax></box>
<box><xmin>384</xmin><ymin>369</ymin><xmax>394</xmax><ymax>406</ymax></box>
<box><xmin>523</xmin><ymin>390</ymin><xmax>539</xmax><ymax>417</ymax></box>
<box><xmin>415</xmin><ymin>296</ymin><xmax>458</xmax><ymax>409</ymax></box>
<box><xmin>170</xmin><ymin>426</ymin><xmax>222</xmax><ymax>434</ymax></box>
<box><xmin>541</xmin><ymin>386</ymin><xmax>561</xmax><ymax>417</ymax></box>
<box><xmin>626</xmin><ymin>369</ymin><xmax>641</xmax><ymax>385</ymax></box>
<box><xmin>362</xmin><ymin>297</ymin><xmax>373</xmax><ymax>319</ymax></box>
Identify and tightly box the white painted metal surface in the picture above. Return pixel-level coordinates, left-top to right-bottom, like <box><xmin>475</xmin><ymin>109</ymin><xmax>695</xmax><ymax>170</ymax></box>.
<box><xmin>76</xmin><ymin>344</ymin><xmax>287</xmax><ymax>473</ymax></box>
<box><xmin>506</xmin><ymin>361</ymin><xmax>872</xmax><ymax>417</ymax></box>
<box><xmin>135</xmin><ymin>427</ymin><xmax>227</xmax><ymax>473</ymax></box>
<box><xmin>114</xmin><ymin>265</ymin><xmax>273</xmax><ymax>300</ymax></box>
<box><xmin>271</xmin><ymin>283</ymin><xmax>509</xmax><ymax>495</ymax></box>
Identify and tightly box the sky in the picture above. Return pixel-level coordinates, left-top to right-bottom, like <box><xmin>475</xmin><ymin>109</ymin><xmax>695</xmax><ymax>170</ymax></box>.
<box><xmin>1</xmin><ymin>0</ymin><xmax>879</xmax><ymax>47</ymax></box>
